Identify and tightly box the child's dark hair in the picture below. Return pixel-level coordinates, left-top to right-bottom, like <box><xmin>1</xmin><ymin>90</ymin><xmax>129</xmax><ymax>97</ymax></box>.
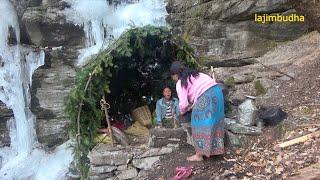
<box><xmin>161</xmin><ymin>84</ymin><xmax>172</xmax><ymax>93</ymax></box>
<box><xmin>170</xmin><ymin>61</ymin><xmax>199</xmax><ymax>89</ymax></box>
<box><xmin>161</xmin><ymin>84</ymin><xmax>173</xmax><ymax>99</ymax></box>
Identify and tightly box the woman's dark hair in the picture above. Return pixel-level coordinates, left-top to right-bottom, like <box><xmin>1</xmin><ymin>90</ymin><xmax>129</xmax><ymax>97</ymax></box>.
<box><xmin>170</xmin><ymin>61</ymin><xmax>199</xmax><ymax>88</ymax></box>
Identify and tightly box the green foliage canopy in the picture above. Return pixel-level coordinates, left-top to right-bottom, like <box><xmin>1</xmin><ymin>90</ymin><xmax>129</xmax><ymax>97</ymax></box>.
<box><xmin>64</xmin><ymin>25</ymin><xmax>196</xmax><ymax>178</ymax></box>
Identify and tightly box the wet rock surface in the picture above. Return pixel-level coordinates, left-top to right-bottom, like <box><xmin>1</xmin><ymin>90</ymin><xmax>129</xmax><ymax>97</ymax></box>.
<box><xmin>22</xmin><ymin>5</ymin><xmax>85</xmax><ymax>47</ymax></box>
<box><xmin>30</xmin><ymin>47</ymin><xmax>77</xmax><ymax>148</ymax></box>
<box><xmin>0</xmin><ymin>0</ymin><xmax>84</xmax><ymax>148</ymax></box>
<box><xmin>10</xmin><ymin>1</ymin><xmax>84</xmax><ymax>148</ymax></box>
<box><xmin>0</xmin><ymin>102</ymin><xmax>12</xmax><ymax>147</ymax></box>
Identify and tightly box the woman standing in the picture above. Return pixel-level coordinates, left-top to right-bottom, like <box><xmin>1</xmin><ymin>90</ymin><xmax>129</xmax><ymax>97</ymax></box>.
<box><xmin>170</xmin><ymin>61</ymin><xmax>225</xmax><ymax>161</ymax></box>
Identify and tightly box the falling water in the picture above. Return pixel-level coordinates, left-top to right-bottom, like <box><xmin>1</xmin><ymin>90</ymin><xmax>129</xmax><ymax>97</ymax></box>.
<box><xmin>0</xmin><ymin>0</ymin><xmax>168</xmax><ymax>178</ymax></box>
<box><xmin>64</xmin><ymin>0</ymin><xmax>168</xmax><ymax>66</ymax></box>
<box><xmin>0</xmin><ymin>0</ymin><xmax>43</xmax><ymax>157</ymax></box>
<box><xmin>0</xmin><ymin>0</ymin><xmax>73</xmax><ymax>179</ymax></box>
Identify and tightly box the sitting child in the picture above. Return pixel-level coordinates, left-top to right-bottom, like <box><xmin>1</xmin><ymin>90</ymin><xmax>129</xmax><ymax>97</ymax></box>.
<box><xmin>155</xmin><ymin>85</ymin><xmax>180</xmax><ymax>128</ymax></box>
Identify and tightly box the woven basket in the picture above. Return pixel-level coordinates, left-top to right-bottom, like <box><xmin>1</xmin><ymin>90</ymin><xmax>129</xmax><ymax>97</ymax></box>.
<box><xmin>131</xmin><ymin>105</ymin><xmax>152</xmax><ymax>126</ymax></box>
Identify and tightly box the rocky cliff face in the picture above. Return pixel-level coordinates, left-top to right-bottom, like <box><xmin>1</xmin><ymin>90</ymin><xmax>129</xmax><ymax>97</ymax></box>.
<box><xmin>291</xmin><ymin>0</ymin><xmax>320</xmax><ymax>32</ymax></box>
<box><xmin>166</xmin><ymin>0</ymin><xmax>309</xmax><ymax>63</ymax></box>
<box><xmin>165</xmin><ymin>0</ymin><xmax>319</xmax><ymax>106</ymax></box>
<box><xmin>25</xmin><ymin>1</ymin><xmax>83</xmax><ymax>148</ymax></box>
<box><xmin>0</xmin><ymin>0</ymin><xmax>82</xmax><ymax>148</ymax></box>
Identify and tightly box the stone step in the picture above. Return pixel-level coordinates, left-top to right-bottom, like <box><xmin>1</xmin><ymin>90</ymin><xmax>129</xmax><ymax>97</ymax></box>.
<box><xmin>224</xmin><ymin>118</ymin><xmax>262</xmax><ymax>135</ymax></box>
<box><xmin>148</xmin><ymin>127</ymin><xmax>187</xmax><ymax>148</ymax></box>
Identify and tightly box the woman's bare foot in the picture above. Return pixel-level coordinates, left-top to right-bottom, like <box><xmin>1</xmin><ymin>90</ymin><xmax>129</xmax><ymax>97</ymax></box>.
<box><xmin>187</xmin><ymin>154</ymin><xmax>203</xmax><ymax>161</ymax></box>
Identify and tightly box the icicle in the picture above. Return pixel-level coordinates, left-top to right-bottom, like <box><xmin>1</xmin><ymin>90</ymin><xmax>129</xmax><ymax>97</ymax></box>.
<box><xmin>64</xmin><ymin>0</ymin><xmax>168</xmax><ymax>66</ymax></box>
<box><xmin>0</xmin><ymin>1</ymin><xmax>73</xmax><ymax>179</ymax></box>
<box><xmin>0</xmin><ymin>0</ymin><xmax>168</xmax><ymax>178</ymax></box>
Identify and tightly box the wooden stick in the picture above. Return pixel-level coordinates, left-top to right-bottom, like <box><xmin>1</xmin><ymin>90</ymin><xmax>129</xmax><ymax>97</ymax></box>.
<box><xmin>76</xmin><ymin>69</ymin><xmax>96</xmax><ymax>146</ymax></box>
<box><xmin>101</xmin><ymin>95</ymin><xmax>114</xmax><ymax>146</ymax></box>
<box><xmin>274</xmin><ymin>131</ymin><xmax>320</xmax><ymax>151</ymax></box>
<box><xmin>289</xmin><ymin>163</ymin><xmax>320</xmax><ymax>180</ymax></box>
<box><xmin>210</xmin><ymin>66</ymin><xmax>215</xmax><ymax>80</ymax></box>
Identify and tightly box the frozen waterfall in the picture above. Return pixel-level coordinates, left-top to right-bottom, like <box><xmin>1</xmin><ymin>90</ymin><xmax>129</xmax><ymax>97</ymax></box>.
<box><xmin>0</xmin><ymin>0</ymin><xmax>72</xmax><ymax>179</ymax></box>
<box><xmin>0</xmin><ymin>0</ymin><xmax>168</xmax><ymax>179</ymax></box>
<box><xmin>0</xmin><ymin>0</ymin><xmax>38</xmax><ymax>156</ymax></box>
<box><xmin>64</xmin><ymin>0</ymin><xmax>168</xmax><ymax>66</ymax></box>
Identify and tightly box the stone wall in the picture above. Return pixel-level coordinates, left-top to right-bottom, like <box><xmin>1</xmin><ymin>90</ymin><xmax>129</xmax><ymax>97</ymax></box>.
<box><xmin>87</xmin><ymin>144</ymin><xmax>175</xmax><ymax>179</ymax></box>
<box><xmin>86</xmin><ymin>127</ymin><xmax>188</xmax><ymax>180</ymax></box>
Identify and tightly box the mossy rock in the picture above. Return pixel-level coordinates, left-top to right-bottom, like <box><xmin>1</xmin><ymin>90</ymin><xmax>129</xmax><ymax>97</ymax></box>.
<box><xmin>254</xmin><ymin>80</ymin><xmax>267</xmax><ymax>95</ymax></box>
<box><xmin>225</xmin><ymin>76</ymin><xmax>235</xmax><ymax>88</ymax></box>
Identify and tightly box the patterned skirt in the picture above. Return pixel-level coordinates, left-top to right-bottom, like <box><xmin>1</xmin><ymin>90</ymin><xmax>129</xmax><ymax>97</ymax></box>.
<box><xmin>191</xmin><ymin>85</ymin><xmax>225</xmax><ymax>157</ymax></box>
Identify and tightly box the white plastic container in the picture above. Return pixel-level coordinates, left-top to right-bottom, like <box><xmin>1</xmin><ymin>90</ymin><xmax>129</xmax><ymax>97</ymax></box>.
<box><xmin>237</xmin><ymin>96</ymin><xmax>257</xmax><ymax>126</ymax></box>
